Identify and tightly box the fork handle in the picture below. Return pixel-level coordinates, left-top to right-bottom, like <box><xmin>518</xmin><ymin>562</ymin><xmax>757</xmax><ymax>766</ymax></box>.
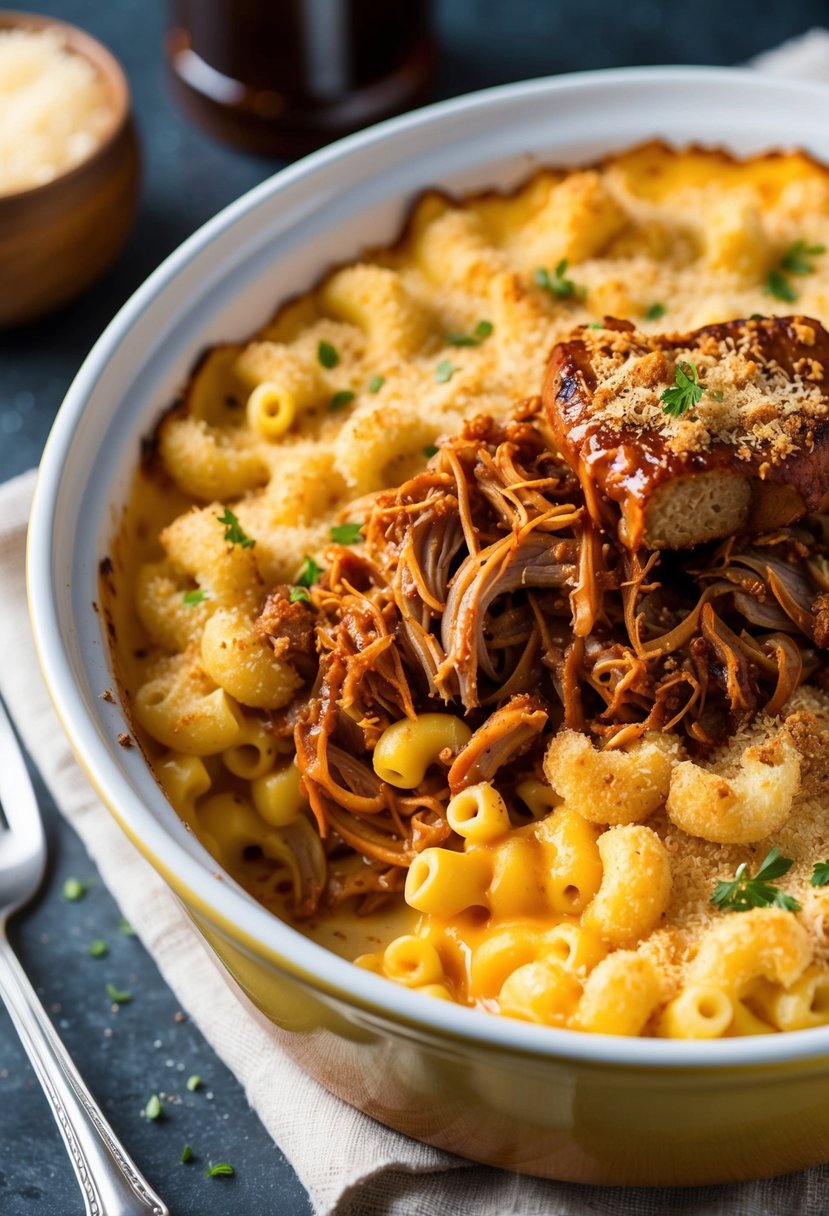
<box><xmin>0</xmin><ymin>933</ymin><xmax>168</xmax><ymax>1216</ymax></box>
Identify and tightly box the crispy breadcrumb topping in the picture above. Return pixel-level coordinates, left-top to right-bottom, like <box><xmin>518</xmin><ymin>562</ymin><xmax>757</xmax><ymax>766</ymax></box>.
<box><xmin>585</xmin><ymin>317</ymin><xmax>829</xmax><ymax>464</ymax></box>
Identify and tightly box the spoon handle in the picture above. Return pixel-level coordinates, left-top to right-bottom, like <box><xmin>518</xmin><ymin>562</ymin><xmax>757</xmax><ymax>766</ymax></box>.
<box><xmin>0</xmin><ymin>932</ymin><xmax>169</xmax><ymax>1216</ymax></box>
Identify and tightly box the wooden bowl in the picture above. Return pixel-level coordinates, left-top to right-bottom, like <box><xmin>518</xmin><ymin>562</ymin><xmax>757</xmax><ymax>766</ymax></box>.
<box><xmin>0</xmin><ymin>10</ymin><xmax>140</xmax><ymax>327</ymax></box>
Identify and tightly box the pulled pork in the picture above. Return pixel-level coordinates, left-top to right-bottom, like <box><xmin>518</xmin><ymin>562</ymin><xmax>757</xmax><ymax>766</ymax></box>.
<box><xmin>257</xmin><ymin>413</ymin><xmax>829</xmax><ymax>914</ymax></box>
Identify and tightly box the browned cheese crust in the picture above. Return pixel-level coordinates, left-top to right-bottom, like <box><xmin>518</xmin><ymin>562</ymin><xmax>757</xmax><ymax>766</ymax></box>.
<box><xmin>542</xmin><ymin>315</ymin><xmax>829</xmax><ymax>549</ymax></box>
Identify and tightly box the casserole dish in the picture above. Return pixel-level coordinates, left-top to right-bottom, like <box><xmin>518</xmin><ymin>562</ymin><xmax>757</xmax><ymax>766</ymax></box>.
<box><xmin>28</xmin><ymin>67</ymin><xmax>829</xmax><ymax>1185</ymax></box>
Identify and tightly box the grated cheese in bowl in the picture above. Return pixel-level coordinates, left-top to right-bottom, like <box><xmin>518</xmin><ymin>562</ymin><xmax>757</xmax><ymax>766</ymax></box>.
<box><xmin>0</xmin><ymin>26</ymin><xmax>113</xmax><ymax>197</ymax></box>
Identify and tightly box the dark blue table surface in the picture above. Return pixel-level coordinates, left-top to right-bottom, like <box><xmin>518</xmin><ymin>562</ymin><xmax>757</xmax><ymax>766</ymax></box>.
<box><xmin>2</xmin><ymin>1</ymin><xmax>829</xmax><ymax>1213</ymax></box>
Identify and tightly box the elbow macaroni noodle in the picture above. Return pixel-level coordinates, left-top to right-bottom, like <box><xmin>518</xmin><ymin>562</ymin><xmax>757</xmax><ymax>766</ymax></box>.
<box><xmin>111</xmin><ymin>144</ymin><xmax>829</xmax><ymax>1037</ymax></box>
<box><xmin>373</xmin><ymin>714</ymin><xmax>472</xmax><ymax>789</ymax></box>
<box><xmin>666</xmin><ymin>734</ymin><xmax>801</xmax><ymax>844</ymax></box>
<box><xmin>446</xmin><ymin>783</ymin><xmax>512</xmax><ymax>843</ymax></box>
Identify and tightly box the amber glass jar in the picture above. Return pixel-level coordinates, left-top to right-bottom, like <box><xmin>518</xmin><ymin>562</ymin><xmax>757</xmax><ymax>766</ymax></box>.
<box><xmin>166</xmin><ymin>0</ymin><xmax>435</xmax><ymax>156</ymax></box>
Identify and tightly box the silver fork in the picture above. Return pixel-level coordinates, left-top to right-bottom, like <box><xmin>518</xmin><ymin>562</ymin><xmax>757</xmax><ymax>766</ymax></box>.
<box><xmin>0</xmin><ymin>695</ymin><xmax>169</xmax><ymax>1216</ymax></box>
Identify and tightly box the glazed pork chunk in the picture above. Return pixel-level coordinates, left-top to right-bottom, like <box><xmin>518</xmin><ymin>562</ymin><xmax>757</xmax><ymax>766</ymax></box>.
<box><xmin>542</xmin><ymin>315</ymin><xmax>829</xmax><ymax>550</ymax></box>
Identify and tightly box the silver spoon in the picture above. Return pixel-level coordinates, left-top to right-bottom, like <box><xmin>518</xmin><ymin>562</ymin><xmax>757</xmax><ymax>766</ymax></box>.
<box><xmin>0</xmin><ymin>694</ymin><xmax>169</xmax><ymax>1216</ymax></box>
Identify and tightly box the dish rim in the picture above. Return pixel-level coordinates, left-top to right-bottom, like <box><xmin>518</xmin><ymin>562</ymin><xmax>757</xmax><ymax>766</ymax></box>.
<box><xmin>28</xmin><ymin>63</ymin><xmax>829</xmax><ymax>1072</ymax></box>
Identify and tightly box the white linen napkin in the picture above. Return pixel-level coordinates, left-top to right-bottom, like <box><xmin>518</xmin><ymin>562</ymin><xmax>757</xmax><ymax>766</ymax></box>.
<box><xmin>748</xmin><ymin>27</ymin><xmax>829</xmax><ymax>77</ymax></box>
<box><xmin>7</xmin><ymin>32</ymin><xmax>829</xmax><ymax>1215</ymax></box>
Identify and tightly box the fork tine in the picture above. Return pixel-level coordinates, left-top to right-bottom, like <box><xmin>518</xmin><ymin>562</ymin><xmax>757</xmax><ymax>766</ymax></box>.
<box><xmin>0</xmin><ymin>695</ymin><xmax>44</xmax><ymax>849</ymax></box>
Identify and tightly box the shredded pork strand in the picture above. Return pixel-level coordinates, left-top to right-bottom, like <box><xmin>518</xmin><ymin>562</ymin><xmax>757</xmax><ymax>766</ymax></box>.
<box><xmin>254</xmin><ymin>412</ymin><xmax>829</xmax><ymax>915</ymax></box>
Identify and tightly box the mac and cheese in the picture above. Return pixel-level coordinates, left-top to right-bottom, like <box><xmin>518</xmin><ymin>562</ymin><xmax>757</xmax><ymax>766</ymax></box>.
<box><xmin>106</xmin><ymin>144</ymin><xmax>829</xmax><ymax>1038</ymax></box>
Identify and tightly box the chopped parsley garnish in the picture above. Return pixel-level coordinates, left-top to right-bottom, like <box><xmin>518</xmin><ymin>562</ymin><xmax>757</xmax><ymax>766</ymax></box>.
<box><xmin>63</xmin><ymin>877</ymin><xmax>88</xmax><ymax>902</ymax></box>
<box><xmin>645</xmin><ymin>302</ymin><xmax>666</xmax><ymax>321</ymax></box>
<box><xmin>423</xmin><ymin>444</ymin><xmax>439</xmax><ymax>458</ymax></box>
<box><xmin>317</xmin><ymin>340</ymin><xmax>339</xmax><ymax>369</ymax></box>
<box><xmin>534</xmin><ymin>260</ymin><xmax>584</xmax><ymax>301</ymax></box>
<box><xmin>749</xmin><ymin>313</ymin><xmax>767</xmax><ymax>320</ymax></box>
<box><xmin>587</xmin><ymin>321</ymin><xmax>605</xmax><ymax>329</ymax></box>
<box><xmin>180</xmin><ymin>1145</ymin><xmax>193</xmax><ymax>1164</ymax></box>
<box><xmin>204</xmin><ymin>1163</ymin><xmax>235</xmax><ymax>1179</ymax></box>
<box><xmin>119</xmin><ymin>917</ymin><xmax>135</xmax><ymax>936</ymax></box>
<box><xmin>764</xmin><ymin>240</ymin><xmax>825</xmax><ymax>303</ymax></box>
<box><xmin>811</xmin><ymin>860</ymin><xmax>829</xmax><ymax>887</ymax></box>
<box><xmin>765</xmin><ymin>268</ymin><xmax>798</xmax><ymax>303</ymax></box>
<box><xmin>106</xmin><ymin>982</ymin><xmax>133</xmax><ymax>1005</ymax></box>
<box><xmin>89</xmin><ymin>940</ymin><xmax>108</xmax><ymax>958</ymax></box>
<box><xmin>367</xmin><ymin>374</ymin><xmax>385</xmax><ymax>393</ymax></box>
<box><xmin>296</xmin><ymin>555</ymin><xmax>322</xmax><ymax>588</ymax></box>
<box><xmin>329</xmin><ymin>389</ymin><xmax>355</xmax><ymax>411</ymax></box>
<box><xmin>711</xmin><ymin>847</ymin><xmax>800</xmax><ymax>913</ymax></box>
<box><xmin>182</xmin><ymin>589</ymin><xmax>207</xmax><ymax>606</ymax></box>
<box><xmin>217</xmin><ymin>507</ymin><xmax>255</xmax><ymax>549</ymax></box>
<box><xmin>289</xmin><ymin>586</ymin><xmax>310</xmax><ymax>604</ymax></box>
<box><xmin>435</xmin><ymin>359</ymin><xmax>457</xmax><ymax>384</ymax></box>
<box><xmin>781</xmin><ymin>239</ymin><xmax>826</xmax><ymax>275</ymax></box>
<box><xmin>445</xmin><ymin>319</ymin><xmax>493</xmax><ymax>347</ymax></box>
<box><xmin>186</xmin><ymin>1074</ymin><xmax>203</xmax><ymax>1092</ymax></box>
<box><xmin>660</xmin><ymin>361</ymin><xmax>706</xmax><ymax>418</ymax></box>
<box><xmin>144</xmin><ymin>1094</ymin><xmax>163</xmax><ymax>1121</ymax></box>
<box><xmin>330</xmin><ymin>522</ymin><xmax>363</xmax><ymax>545</ymax></box>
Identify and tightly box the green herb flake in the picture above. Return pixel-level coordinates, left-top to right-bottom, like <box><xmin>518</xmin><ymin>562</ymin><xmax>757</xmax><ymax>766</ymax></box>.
<box><xmin>588</xmin><ymin>321</ymin><xmax>605</xmax><ymax>329</ymax></box>
<box><xmin>445</xmin><ymin>319</ymin><xmax>493</xmax><ymax>347</ymax></box>
<box><xmin>762</xmin><ymin>239</ymin><xmax>825</xmax><ymax>303</ymax></box>
<box><xmin>182</xmin><ymin>589</ymin><xmax>207</xmax><ymax>607</ymax></box>
<box><xmin>534</xmin><ymin>259</ymin><xmax>584</xmax><ymax>302</ymax></box>
<box><xmin>367</xmin><ymin>374</ymin><xmax>385</xmax><ymax>393</ymax></box>
<box><xmin>204</xmin><ymin>1163</ymin><xmax>235</xmax><ymax>1179</ymax></box>
<box><xmin>781</xmin><ymin>239</ymin><xmax>826</xmax><ymax>276</ymax></box>
<box><xmin>765</xmin><ymin>268</ymin><xmax>798</xmax><ymax>303</ymax></box>
<box><xmin>423</xmin><ymin>444</ymin><xmax>439</xmax><ymax>458</ymax></box>
<box><xmin>180</xmin><ymin>1145</ymin><xmax>193</xmax><ymax>1164</ymax></box>
<box><xmin>711</xmin><ymin>847</ymin><xmax>800</xmax><ymax>913</ymax></box>
<box><xmin>88</xmin><ymin>940</ymin><xmax>108</xmax><ymax>959</ymax></box>
<box><xmin>296</xmin><ymin>556</ymin><xmax>322</xmax><ymax>588</ymax></box>
<box><xmin>289</xmin><ymin>586</ymin><xmax>310</xmax><ymax>604</ymax></box>
<box><xmin>329</xmin><ymin>389</ymin><xmax>355</xmax><ymax>412</ymax></box>
<box><xmin>186</xmin><ymin>1074</ymin><xmax>203</xmax><ymax>1092</ymax></box>
<box><xmin>63</xmin><ymin>877</ymin><xmax>88</xmax><ymax>902</ymax></box>
<box><xmin>119</xmin><ymin>917</ymin><xmax>135</xmax><ymax>936</ymax></box>
<box><xmin>811</xmin><ymin>860</ymin><xmax>829</xmax><ymax>887</ymax></box>
<box><xmin>217</xmin><ymin>507</ymin><xmax>255</xmax><ymax>549</ymax></box>
<box><xmin>660</xmin><ymin>361</ymin><xmax>705</xmax><ymax>418</ymax></box>
<box><xmin>317</xmin><ymin>340</ymin><xmax>339</xmax><ymax>369</ymax></box>
<box><xmin>749</xmin><ymin>313</ymin><xmax>767</xmax><ymax>320</ymax></box>
<box><xmin>435</xmin><ymin>360</ymin><xmax>457</xmax><ymax>384</ymax></box>
<box><xmin>144</xmin><ymin>1094</ymin><xmax>163</xmax><ymax>1121</ymax></box>
<box><xmin>106</xmin><ymin>982</ymin><xmax>133</xmax><ymax>1005</ymax></box>
<box><xmin>645</xmin><ymin>302</ymin><xmax>666</xmax><ymax>321</ymax></box>
<box><xmin>330</xmin><ymin>522</ymin><xmax>363</xmax><ymax>545</ymax></box>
